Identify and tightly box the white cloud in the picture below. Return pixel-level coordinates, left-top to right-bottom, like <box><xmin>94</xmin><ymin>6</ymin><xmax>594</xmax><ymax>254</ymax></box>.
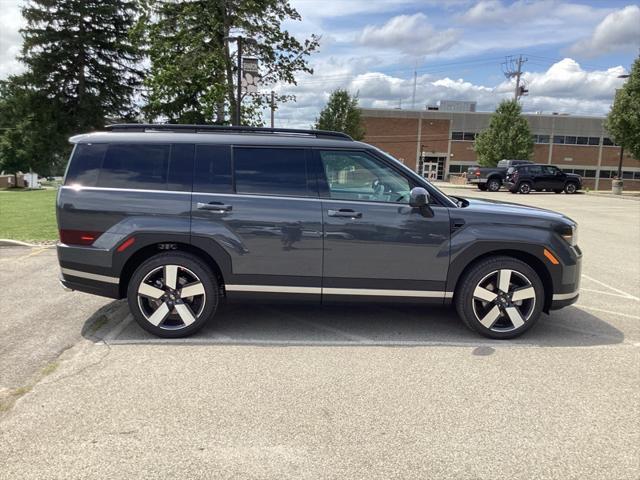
<box><xmin>357</xmin><ymin>13</ymin><xmax>461</xmax><ymax>57</ymax></box>
<box><xmin>568</xmin><ymin>5</ymin><xmax>640</xmax><ymax>57</ymax></box>
<box><xmin>0</xmin><ymin>0</ymin><xmax>25</xmax><ymax>78</ymax></box>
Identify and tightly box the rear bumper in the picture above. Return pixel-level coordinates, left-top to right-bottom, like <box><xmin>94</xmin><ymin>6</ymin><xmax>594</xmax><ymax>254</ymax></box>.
<box><xmin>57</xmin><ymin>244</ymin><xmax>121</xmax><ymax>299</ymax></box>
<box><xmin>467</xmin><ymin>177</ymin><xmax>487</xmax><ymax>184</ymax></box>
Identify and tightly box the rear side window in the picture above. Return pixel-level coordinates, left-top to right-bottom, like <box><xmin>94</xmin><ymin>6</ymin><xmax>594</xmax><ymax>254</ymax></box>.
<box><xmin>65</xmin><ymin>144</ymin><xmax>107</xmax><ymax>186</ymax></box>
<box><xmin>233</xmin><ymin>147</ymin><xmax>311</xmax><ymax>197</ymax></box>
<box><xmin>194</xmin><ymin>145</ymin><xmax>233</xmax><ymax>193</ymax></box>
<box><xmin>65</xmin><ymin>143</ymin><xmax>193</xmax><ymax>191</ymax></box>
<box><xmin>98</xmin><ymin>144</ymin><xmax>170</xmax><ymax>190</ymax></box>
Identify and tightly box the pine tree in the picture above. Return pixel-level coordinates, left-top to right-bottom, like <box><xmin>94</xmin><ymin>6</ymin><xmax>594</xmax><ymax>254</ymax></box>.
<box><xmin>474</xmin><ymin>100</ymin><xmax>533</xmax><ymax>167</ymax></box>
<box><xmin>142</xmin><ymin>0</ymin><xmax>319</xmax><ymax>125</ymax></box>
<box><xmin>314</xmin><ymin>89</ymin><xmax>365</xmax><ymax>140</ymax></box>
<box><xmin>0</xmin><ymin>0</ymin><xmax>142</xmax><ymax>175</ymax></box>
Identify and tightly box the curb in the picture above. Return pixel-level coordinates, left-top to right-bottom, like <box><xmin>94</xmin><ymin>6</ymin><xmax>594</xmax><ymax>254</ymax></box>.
<box><xmin>0</xmin><ymin>239</ymin><xmax>57</xmax><ymax>248</ymax></box>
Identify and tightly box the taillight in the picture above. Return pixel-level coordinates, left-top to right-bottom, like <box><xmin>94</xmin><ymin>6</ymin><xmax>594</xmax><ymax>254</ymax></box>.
<box><xmin>59</xmin><ymin>229</ymin><xmax>102</xmax><ymax>246</ymax></box>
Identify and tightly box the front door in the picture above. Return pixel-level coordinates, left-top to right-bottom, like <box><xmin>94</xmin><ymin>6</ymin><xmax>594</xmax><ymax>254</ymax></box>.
<box><xmin>190</xmin><ymin>145</ymin><xmax>323</xmax><ymax>301</ymax></box>
<box><xmin>317</xmin><ymin>149</ymin><xmax>451</xmax><ymax>301</ymax></box>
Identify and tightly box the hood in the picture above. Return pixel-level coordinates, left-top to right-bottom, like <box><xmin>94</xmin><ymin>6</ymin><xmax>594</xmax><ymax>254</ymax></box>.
<box><xmin>452</xmin><ymin>195</ymin><xmax>575</xmax><ymax>226</ymax></box>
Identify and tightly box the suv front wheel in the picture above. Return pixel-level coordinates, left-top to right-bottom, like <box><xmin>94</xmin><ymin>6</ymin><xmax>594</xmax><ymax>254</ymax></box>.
<box><xmin>455</xmin><ymin>256</ymin><xmax>544</xmax><ymax>339</ymax></box>
<box><xmin>127</xmin><ymin>252</ymin><xmax>219</xmax><ymax>338</ymax></box>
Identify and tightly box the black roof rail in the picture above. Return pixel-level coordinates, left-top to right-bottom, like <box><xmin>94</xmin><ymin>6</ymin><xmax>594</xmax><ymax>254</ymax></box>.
<box><xmin>105</xmin><ymin>123</ymin><xmax>354</xmax><ymax>141</ymax></box>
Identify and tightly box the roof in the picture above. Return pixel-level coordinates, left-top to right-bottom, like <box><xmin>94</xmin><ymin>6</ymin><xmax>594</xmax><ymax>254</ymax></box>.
<box><xmin>69</xmin><ymin>124</ymin><xmax>362</xmax><ymax>149</ymax></box>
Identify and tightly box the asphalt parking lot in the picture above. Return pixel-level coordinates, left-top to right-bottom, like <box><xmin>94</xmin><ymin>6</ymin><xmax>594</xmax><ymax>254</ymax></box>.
<box><xmin>0</xmin><ymin>188</ymin><xmax>639</xmax><ymax>479</ymax></box>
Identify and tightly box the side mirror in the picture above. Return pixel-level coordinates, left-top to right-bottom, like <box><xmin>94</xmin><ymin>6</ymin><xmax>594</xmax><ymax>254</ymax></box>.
<box><xmin>409</xmin><ymin>187</ymin><xmax>429</xmax><ymax>208</ymax></box>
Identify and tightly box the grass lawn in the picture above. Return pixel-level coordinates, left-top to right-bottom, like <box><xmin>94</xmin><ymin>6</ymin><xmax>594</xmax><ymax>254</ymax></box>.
<box><xmin>0</xmin><ymin>189</ymin><xmax>58</xmax><ymax>242</ymax></box>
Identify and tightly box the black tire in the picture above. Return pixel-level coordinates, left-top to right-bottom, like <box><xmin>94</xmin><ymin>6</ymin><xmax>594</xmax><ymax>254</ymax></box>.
<box><xmin>477</xmin><ymin>184</ymin><xmax>488</xmax><ymax>191</ymax></box>
<box><xmin>455</xmin><ymin>256</ymin><xmax>544</xmax><ymax>339</ymax></box>
<box><xmin>518</xmin><ymin>182</ymin><xmax>532</xmax><ymax>194</ymax></box>
<box><xmin>564</xmin><ymin>182</ymin><xmax>578</xmax><ymax>194</ymax></box>
<box><xmin>127</xmin><ymin>252</ymin><xmax>219</xmax><ymax>338</ymax></box>
<box><xmin>487</xmin><ymin>178</ymin><xmax>502</xmax><ymax>192</ymax></box>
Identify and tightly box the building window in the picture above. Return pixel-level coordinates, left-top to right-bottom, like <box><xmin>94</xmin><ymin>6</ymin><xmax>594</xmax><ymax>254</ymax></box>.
<box><xmin>577</xmin><ymin>136</ymin><xmax>588</xmax><ymax>145</ymax></box>
<box><xmin>452</xmin><ymin>131</ymin><xmax>464</xmax><ymax>140</ymax></box>
<box><xmin>463</xmin><ymin>132</ymin><xmax>476</xmax><ymax>141</ymax></box>
<box><xmin>634</xmin><ymin>172</ymin><xmax>640</xmax><ymax>180</ymax></box>
<box><xmin>537</xmin><ymin>135</ymin><xmax>550</xmax><ymax>144</ymax></box>
<box><xmin>584</xmin><ymin>170</ymin><xmax>596</xmax><ymax>178</ymax></box>
<box><xmin>602</xmin><ymin>137</ymin><xmax>614</xmax><ymax>146</ymax></box>
<box><xmin>565</xmin><ymin>136</ymin><xmax>577</xmax><ymax>144</ymax></box>
<box><xmin>553</xmin><ymin>135</ymin><xmax>565</xmax><ymax>144</ymax></box>
<box><xmin>623</xmin><ymin>171</ymin><xmax>634</xmax><ymax>179</ymax></box>
<box><xmin>588</xmin><ymin>137</ymin><xmax>600</xmax><ymax>146</ymax></box>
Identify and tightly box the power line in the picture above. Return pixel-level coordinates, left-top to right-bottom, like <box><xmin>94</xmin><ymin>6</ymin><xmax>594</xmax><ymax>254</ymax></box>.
<box><xmin>502</xmin><ymin>55</ymin><xmax>528</xmax><ymax>101</ymax></box>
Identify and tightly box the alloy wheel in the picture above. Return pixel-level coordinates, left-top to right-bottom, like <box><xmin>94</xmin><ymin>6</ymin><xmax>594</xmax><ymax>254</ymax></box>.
<box><xmin>519</xmin><ymin>183</ymin><xmax>531</xmax><ymax>194</ymax></box>
<box><xmin>488</xmin><ymin>179</ymin><xmax>501</xmax><ymax>192</ymax></box>
<box><xmin>137</xmin><ymin>265</ymin><xmax>206</xmax><ymax>330</ymax></box>
<box><xmin>471</xmin><ymin>269</ymin><xmax>536</xmax><ymax>333</ymax></box>
<box><xmin>565</xmin><ymin>183</ymin><xmax>576</xmax><ymax>194</ymax></box>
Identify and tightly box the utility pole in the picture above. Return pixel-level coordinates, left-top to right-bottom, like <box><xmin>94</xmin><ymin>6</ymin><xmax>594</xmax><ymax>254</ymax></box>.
<box><xmin>224</xmin><ymin>35</ymin><xmax>247</xmax><ymax>126</ymax></box>
<box><xmin>270</xmin><ymin>90</ymin><xmax>275</xmax><ymax>128</ymax></box>
<box><xmin>502</xmin><ymin>54</ymin><xmax>528</xmax><ymax>101</ymax></box>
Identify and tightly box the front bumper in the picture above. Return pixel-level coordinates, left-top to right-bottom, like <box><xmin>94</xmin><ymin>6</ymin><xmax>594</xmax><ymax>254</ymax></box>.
<box><xmin>549</xmin><ymin>245</ymin><xmax>582</xmax><ymax>310</ymax></box>
<box><xmin>503</xmin><ymin>181</ymin><xmax>516</xmax><ymax>190</ymax></box>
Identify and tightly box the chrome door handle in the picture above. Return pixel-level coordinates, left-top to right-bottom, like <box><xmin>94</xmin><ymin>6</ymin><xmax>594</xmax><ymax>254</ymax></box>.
<box><xmin>197</xmin><ymin>202</ymin><xmax>232</xmax><ymax>212</ymax></box>
<box><xmin>328</xmin><ymin>209</ymin><xmax>362</xmax><ymax>219</ymax></box>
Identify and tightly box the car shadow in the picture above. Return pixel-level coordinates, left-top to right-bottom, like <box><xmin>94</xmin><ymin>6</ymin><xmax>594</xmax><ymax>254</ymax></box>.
<box><xmin>82</xmin><ymin>301</ymin><xmax>625</xmax><ymax>348</ymax></box>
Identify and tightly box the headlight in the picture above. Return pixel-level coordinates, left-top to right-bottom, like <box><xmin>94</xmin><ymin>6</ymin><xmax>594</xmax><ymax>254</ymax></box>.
<box><xmin>561</xmin><ymin>225</ymin><xmax>578</xmax><ymax>247</ymax></box>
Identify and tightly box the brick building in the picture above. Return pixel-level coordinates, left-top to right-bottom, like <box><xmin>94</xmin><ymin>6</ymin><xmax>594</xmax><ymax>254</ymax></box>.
<box><xmin>361</xmin><ymin>107</ymin><xmax>640</xmax><ymax>190</ymax></box>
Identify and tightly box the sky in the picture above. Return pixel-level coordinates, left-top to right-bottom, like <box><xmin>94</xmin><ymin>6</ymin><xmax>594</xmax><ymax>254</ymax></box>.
<box><xmin>0</xmin><ymin>0</ymin><xmax>638</xmax><ymax>128</ymax></box>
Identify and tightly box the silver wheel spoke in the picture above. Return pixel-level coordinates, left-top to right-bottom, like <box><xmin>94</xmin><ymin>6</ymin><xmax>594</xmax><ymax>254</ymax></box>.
<box><xmin>174</xmin><ymin>303</ymin><xmax>196</xmax><ymax>326</ymax></box>
<box><xmin>180</xmin><ymin>282</ymin><xmax>205</xmax><ymax>298</ymax></box>
<box><xmin>479</xmin><ymin>305</ymin><xmax>502</xmax><ymax>329</ymax></box>
<box><xmin>474</xmin><ymin>286</ymin><xmax>498</xmax><ymax>303</ymax></box>
<box><xmin>164</xmin><ymin>265</ymin><xmax>178</xmax><ymax>290</ymax></box>
<box><xmin>497</xmin><ymin>269</ymin><xmax>512</xmax><ymax>293</ymax></box>
<box><xmin>511</xmin><ymin>286</ymin><xmax>535</xmax><ymax>302</ymax></box>
<box><xmin>138</xmin><ymin>283</ymin><xmax>164</xmax><ymax>299</ymax></box>
<box><xmin>148</xmin><ymin>302</ymin><xmax>170</xmax><ymax>326</ymax></box>
<box><xmin>505</xmin><ymin>306</ymin><xmax>525</xmax><ymax>328</ymax></box>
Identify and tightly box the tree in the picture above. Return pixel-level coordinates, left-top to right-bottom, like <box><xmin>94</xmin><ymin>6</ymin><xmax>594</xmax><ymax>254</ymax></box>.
<box><xmin>314</xmin><ymin>89</ymin><xmax>365</xmax><ymax>140</ymax></box>
<box><xmin>606</xmin><ymin>56</ymin><xmax>640</xmax><ymax>162</ymax></box>
<box><xmin>142</xmin><ymin>0</ymin><xmax>319</xmax><ymax>125</ymax></box>
<box><xmin>0</xmin><ymin>0</ymin><xmax>142</xmax><ymax>175</ymax></box>
<box><xmin>474</xmin><ymin>99</ymin><xmax>533</xmax><ymax>167</ymax></box>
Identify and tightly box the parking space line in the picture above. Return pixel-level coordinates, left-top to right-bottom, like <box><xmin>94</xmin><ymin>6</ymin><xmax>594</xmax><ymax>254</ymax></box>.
<box><xmin>582</xmin><ymin>274</ymin><xmax>639</xmax><ymax>301</ymax></box>
<box><xmin>580</xmin><ymin>288</ymin><xmax>638</xmax><ymax>299</ymax></box>
<box><xmin>575</xmin><ymin>304</ymin><xmax>640</xmax><ymax>320</ymax></box>
<box><xmin>0</xmin><ymin>247</ymin><xmax>48</xmax><ymax>262</ymax></box>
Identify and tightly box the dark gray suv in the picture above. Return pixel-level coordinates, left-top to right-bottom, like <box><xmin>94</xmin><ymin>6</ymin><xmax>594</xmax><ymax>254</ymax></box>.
<box><xmin>57</xmin><ymin>124</ymin><xmax>581</xmax><ymax>339</ymax></box>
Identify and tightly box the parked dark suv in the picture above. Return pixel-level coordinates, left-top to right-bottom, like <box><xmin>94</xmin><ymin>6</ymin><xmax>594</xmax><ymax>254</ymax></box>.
<box><xmin>505</xmin><ymin>164</ymin><xmax>582</xmax><ymax>194</ymax></box>
<box><xmin>57</xmin><ymin>124</ymin><xmax>581</xmax><ymax>339</ymax></box>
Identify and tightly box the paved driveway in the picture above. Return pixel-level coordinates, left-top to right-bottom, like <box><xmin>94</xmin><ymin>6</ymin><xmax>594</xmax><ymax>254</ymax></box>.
<box><xmin>0</xmin><ymin>189</ymin><xmax>638</xmax><ymax>479</ymax></box>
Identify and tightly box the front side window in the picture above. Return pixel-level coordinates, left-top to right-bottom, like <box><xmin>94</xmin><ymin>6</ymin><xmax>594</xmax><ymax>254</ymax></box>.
<box><xmin>527</xmin><ymin>165</ymin><xmax>543</xmax><ymax>175</ymax></box>
<box><xmin>320</xmin><ymin>150</ymin><xmax>411</xmax><ymax>203</ymax></box>
<box><xmin>233</xmin><ymin>147</ymin><xmax>311</xmax><ymax>197</ymax></box>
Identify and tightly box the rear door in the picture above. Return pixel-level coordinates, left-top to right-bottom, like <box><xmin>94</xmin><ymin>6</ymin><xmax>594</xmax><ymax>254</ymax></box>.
<box><xmin>190</xmin><ymin>145</ymin><xmax>323</xmax><ymax>301</ymax></box>
<box><xmin>317</xmin><ymin>149</ymin><xmax>451</xmax><ymax>301</ymax></box>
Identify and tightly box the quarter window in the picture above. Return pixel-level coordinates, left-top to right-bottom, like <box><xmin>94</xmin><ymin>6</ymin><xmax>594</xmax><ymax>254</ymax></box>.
<box><xmin>319</xmin><ymin>151</ymin><xmax>411</xmax><ymax>204</ymax></box>
<box><xmin>98</xmin><ymin>144</ymin><xmax>171</xmax><ymax>190</ymax></box>
<box><xmin>233</xmin><ymin>147</ymin><xmax>311</xmax><ymax>197</ymax></box>
<box><xmin>65</xmin><ymin>143</ymin><xmax>107</xmax><ymax>187</ymax></box>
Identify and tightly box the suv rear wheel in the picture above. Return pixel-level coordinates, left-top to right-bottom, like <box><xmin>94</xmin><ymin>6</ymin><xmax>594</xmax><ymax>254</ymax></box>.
<box><xmin>455</xmin><ymin>256</ymin><xmax>544</xmax><ymax>339</ymax></box>
<box><xmin>127</xmin><ymin>252</ymin><xmax>219</xmax><ymax>338</ymax></box>
<box><xmin>518</xmin><ymin>182</ymin><xmax>532</xmax><ymax>194</ymax></box>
